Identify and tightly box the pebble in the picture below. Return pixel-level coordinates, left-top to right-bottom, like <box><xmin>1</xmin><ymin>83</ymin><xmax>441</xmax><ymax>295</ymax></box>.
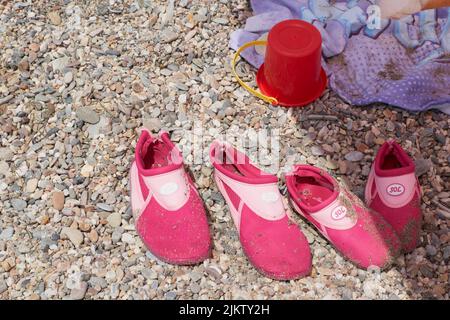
<box><xmin>0</xmin><ymin>148</ymin><xmax>13</xmax><ymax>161</ymax></box>
<box><xmin>434</xmin><ymin>133</ymin><xmax>446</xmax><ymax>145</ymax></box>
<box><xmin>11</xmin><ymin>198</ymin><xmax>27</xmax><ymax>211</ymax></box>
<box><xmin>88</xmin><ymin>229</ymin><xmax>98</xmax><ymax>243</ymax></box>
<box><xmin>303</xmin><ymin>230</ymin><xmax>315</xmax><ymax>244</ymax></box>
<box><xmin>345</xmin><ymin>151</ymin><xmax>364</xmax><ymax>162</ymax></box>
<box><xmin>48</xmin><ymin>11</ymin><xmax>62</xmax><ymax>25</ymax></box>
<box><xmin>0</xmin><ymin>227</ymin><xmax>14</xmax><ymax>240</ymax></box>
<box><xmin>105</xmin><ymin>270</ymin><xmax>116</xmax><ymax>282</ymax></box>
<box><xmin>0</xmin><ymin>261</ymin><xmax>12</xmax><ymax>272</ymax></box>
<box><xmin>213</xmin><ymin>17</ymin><xmax>228</xmax><ymax>25</ymax></box>
<box><xmin>18</xmin><ymin>58</ymin><xmax>29</xmax><ymax>72</ymax></box>
<box><xmin>97</xmin><ymin>203</ymin><xmax>113</xmax><ymax>212</ymax></box>
<box><xmin>52</xmin><ymin>192</ymin><xmax>65</xmax><ymax>210</ymax></box>
<box><xmin>106</xmin><ymin>212</ymin><xmax>121</xmax><ymax>227</ymax></box>
<box><xmin>18</xmin><ymin>244</ymin><xmax>30</xmax><ymax>253</ymax></box>
<box><xmin>51</xmin><ymin>56</ymin><xmax>69</xmax><ymax>72</ymax></box>
<box><xmin>121</xmin><ymin>233</ymin><xmax>134</xmax><ymax>244</ymax></box>
<box><xmin>61</xmin><ymin>227</ymin><xmax>83</xmax><ymax>246</ymax></box>
<box><xmin>161</xmin><ymin>29</ymin><xmax>178</xmax><ymax>43</ymax></box>
<box><xmin>142</xmin><ymin>268</ymin><xmax>158</xmax><ymax>280</ymax></box>
<box><xmin>80</xmin><ymin>164</ymin><xmax>94</xmax><ymax>177</ymax></box>
<box><xmin>25</xmin><ymin>179</ymin><xmax>38</xmax><ymax>193</ymax></box>
<box><xmin>443</xmin><ymin>246</ymin><xmax>450</xmax><ymax>260</ymax></box>
<box><xmin>89</xmin><ymin>277</ymin><xmax>107</xmax><ymax>289</ymax></box>
<box><xmin>0</xmin><ymin>281</ymin><xmax>7</xmax><ymax>294</ymax></box>
<box><xmin>132</xmin><ymin>82</ymin><xmax>144</xmax><ymax>93</ymax></box>
<box><xmin>311</xmin><ymin>145</ymin><xmax>325</xmax><ymax>156</ymax></box>
<box><xmin>76</xmin><ymin>107</ymin><xmax>100</xmax><ymax>125</ymax></box>
<box><xmin>190</xmin><ymin>283</ymin><xmax>201</xmax><ymax>294</ymax></box>
<box><xmin>201</xmin><ymin>97</ymin><xmax>212</xmax><ymax>107</ymax></box>
<box><xmin>224</xmin><ymin>106</ymin><xmax>236</xmax><ymax>117</ymax></box>
<box><xmin>69</xmin><ymin>282</ymin><xmax>88</xmax><ymax>300</ymax></box>
<box><xmin>362</xmin><ymin>280</ymin><xmax>379</xmax><ymax>299</ymax></box>
<box><xmin>78</xmin><ymin>220</ymin><xmax>91</xmax><ymax>232</ymax></box>
<box><xmin>64</xmin><ymin>71</ymin><xmax>74</xmax><ymax>84</ymax></box>
<box><xmin>165</xmin><ymin>291</ymin><xmax>177</xmax><ymax>300</ymax></box>
<box><xmin>143</xmin><ymin>118</ymin><xmax>162</xmax><ymax>132</ymax></box>
<box><xmin>388</xmin><ymin>294</ymin><xmax>400</xmax><ymax>300</ymax></box>
<box><xmin>205</xmin><ymin>265</ymin><xmax>222</xmax><ymax>280</ymax></box>
<box><xmin>97</xmin><ymin>2</ymin><xmax>109</xmax><ymax>15</ymax></box>
<box><xmin>111</xmin><ymin>227</ymin><xmax>124</xmax><ymax>244</ymax></box>
<box><xmin>190</xmin><ymin>271</ymin><xmax>203</xmax><ymax>282</ymax></box>
<box><xmin>341</xmin><ymin>288</ymin><xmax>353</xmax><ymax>300</ymax></box>
<box><xmin>196</xmin><ymin>8</ymin><xmax>208</xmax><ymax>22</ymax></box>
<box><xmin>415</xmin><ymin>158</ymin><xmax>432</xmax><ymax>177</ymax></box>
<box><xmin>425</xmin><ymin>245</ymin><xmax>437</xmax><ymax>257</ymax></box>
<box><xmin>110</xmin><ymin>284</ymin><xmax>119</xmax><ymax>298</ymax></box>
<box><xmin>29</xmin><ymin>43</ymin><xmax>40</xmax><ymax>52</ymax></box>
<box><xmin>0</xmin><ymin>95</ymin><xmax>14</xmax><ymax>106</ymax></box>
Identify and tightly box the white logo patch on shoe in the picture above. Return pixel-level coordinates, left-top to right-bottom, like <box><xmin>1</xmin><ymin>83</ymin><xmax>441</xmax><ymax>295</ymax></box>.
<box><xmin>159</xmin><ymin>182</ymin><xmax>179</xmax><ymax>195</ymax></box>
<box><xmin>261</xmin><ymin>191</ymin><xmax>279</xmax><ymax>203</ymax></box>
<box><xmin>331</xmin><ymin>206</ymin><xmax>347</xmax><ymax>220</ymax></box>
<box><xmin>386</xmin><ymin>183</ymin><xmax>405</xmax><ymax>196</ymax></box>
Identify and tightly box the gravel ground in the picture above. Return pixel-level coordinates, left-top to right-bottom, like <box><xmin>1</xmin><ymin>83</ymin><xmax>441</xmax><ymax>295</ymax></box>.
<box><xmin>0</xmin><ymin>0</ymin><xmax>449</xmax><ymax>300</ymax></box>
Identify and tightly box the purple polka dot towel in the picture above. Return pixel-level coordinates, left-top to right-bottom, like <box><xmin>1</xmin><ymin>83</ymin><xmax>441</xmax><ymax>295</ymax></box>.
<box><xmin>230</xmin><ymin>0</ymin><xmax>450</xmax><ymax>114</ymax></box>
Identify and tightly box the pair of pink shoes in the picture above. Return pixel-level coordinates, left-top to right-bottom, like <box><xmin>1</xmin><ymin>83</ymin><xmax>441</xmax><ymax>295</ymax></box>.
<box><xmin>130</xmin><ymin>130</ymin><xmax>422</xmax><ymax>280</ymax></box>
<box><xmin>286</xmin><ymin>140</ymin><xmax>422</xmax><ymax>271</ymax></box>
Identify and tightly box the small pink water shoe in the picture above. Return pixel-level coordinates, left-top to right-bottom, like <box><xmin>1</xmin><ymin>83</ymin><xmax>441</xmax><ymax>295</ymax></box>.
<box><xmin>286</xmin><ymin>165</ymin><xmax>401</xmax><ymax>270</ymax></box>
<box><xmin>209</xmin><ymin>141</ymin><xmax>311</xmax><ymax>280</ymax></box>
<box><xmin>129</xmin><ymin>129</ymin><xmax>211</xmax><ymax>265</ymax></box>
<box><xmin>365</xmin><ymin>140</ymin><xmax>422</xmax><ymax>252</ymax></box>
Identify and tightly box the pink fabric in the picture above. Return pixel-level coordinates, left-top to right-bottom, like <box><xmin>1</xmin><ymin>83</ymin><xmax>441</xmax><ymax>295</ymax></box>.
<box><xmin>210</xmin><ymin>140</ymin><xmax>278</xmax><ymax>184</ymax></box>
<box><xmin>374</xmin><ymin>140</ymin><xmax>415</xmax><ymax>177</ymax></box>
<box><xmin>287</xmin><ymin>165</ymin><xmax>401</xmax><ymax>270</ymax></box>
<box><xmin>366</xmin><ymin>141</ymin><xmax>422</xmax><ymax>252</ymax></box>
<box><xmin>136</xmin><ymin>186</ymin><xmax>211</xmax><ymax>264</ymax></box>
<box><xmin>130</xmin><ymin>162</ymin><xmax>148</xmax><ymax>221</ymax></box>
<box><xmin>210</xmin><ymin>141</ymin><xmax>311</xmax><ymax>280</ymax></box>
<box><xmin>239</xmin><ymin>206</ymin><xmax>311</xmax><ymax>280</ymax></box>
<box><xmin>138</xmin><ymin>172</ymin><xmax>149</xmax><ymax>202</ymax></box>
<box><xmin>130</xmin><ymin>130</ymin><xmax>211</xmax><ymax>265</ymax></box>
<box><xmin>215</xmin><ymin>169</ymin><xmax>286</xmax><ymax>224</ymax></box>
<box><xmin>134</xmin><ymin>130</ymin><xmax>183</xmax><ymax>176</ymax></box>
<box><xmin>370</xmin><ymin>170</ymin><xmax>418</xmax><ymax>209</ymax></box>
<box><xmin>216</xmin><ymin>176</ymin><xmax>244</xmax><ymax>229</ymax></box>
<box><xmin>289</xmin><ymin>166</ymin><xmax>339</xmax><ymax>212</ymax></box>
<box><xmin>293</xmin><ymin>197</ymin><xmax>357</xmax><ymax>231</ymax></box>
<box><xmin>142</xmin><ymin>167</ymin><xmax>190</xmax><ymax>211</ymax></box>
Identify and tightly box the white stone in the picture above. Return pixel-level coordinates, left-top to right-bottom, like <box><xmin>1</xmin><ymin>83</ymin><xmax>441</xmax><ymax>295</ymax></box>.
<box><xmin>107</xmin><ymin>212</ymin><xmax>121</xmax><ymax>228</ymax></box>
<box><xmin>26</xmin><ymin>178</ymin><xmax>38</xmax><ymax>193</ymax></box>
<box><xmin>121</xmin><ymin>233</ymin><xmax>135</xmax><ymax>244</ymax></box>
<box><xmin>61</xmin><ymin>227</ymin><xmax>83</xmax><ymax>246</ymax></box>
<box><xmin>80</xmin><ymin>164</ymin><xmax>94</xmax><ymax>177</ymax></box>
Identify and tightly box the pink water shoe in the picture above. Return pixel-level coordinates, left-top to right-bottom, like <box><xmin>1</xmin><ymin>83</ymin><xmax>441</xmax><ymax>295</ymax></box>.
<box><xmin>286</xmin><ymin>165</ymin><xmax>401</xmax><ymax>270</ymax></box>
<box><xmin>129</xmin><ymin>129</ymin><xmax>211</xmax><ymax>265</ymax></box>
<box><xmin>365</xmin><ymin>140</ymin><xmax>422</xmax><ymax>252</ymax></box>
<box><xmin>210</xmin><ymin>141</ymin><xmax>311</xmax><ymax>280</ymax></box>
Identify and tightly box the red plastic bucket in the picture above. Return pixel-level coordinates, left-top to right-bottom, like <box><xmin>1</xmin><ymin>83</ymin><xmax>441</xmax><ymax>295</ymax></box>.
<box><xmin>257</xmin><ymin>20</ymin><xmax>327</xmax><ymax>107</ymax></box>
<box><xmin>232</xmin><ymin>20</ymin><xmax>327</xmax><ymax>107</ymax></box>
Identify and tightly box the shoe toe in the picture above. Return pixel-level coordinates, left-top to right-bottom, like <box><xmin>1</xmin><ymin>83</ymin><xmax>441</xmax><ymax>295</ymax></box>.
<box><xmin>331</xmin><ymin>209</ymin><xmax>401</xmax><ymax>269</ymax></box>
<box><xmin>137</xmin><ymin>194</ymin><xmax>211</xmax><ymax>265</ymax></box>
<box><xmin>240</xmin><ymin>214</ymin><xmax>311</xmax><ymax>280</ymax></box>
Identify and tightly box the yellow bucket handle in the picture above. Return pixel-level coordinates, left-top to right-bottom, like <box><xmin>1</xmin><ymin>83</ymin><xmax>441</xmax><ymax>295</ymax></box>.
<box><xmin>231</xmin><ymin>41</ymin><xmax>279</xmax><ymax>105</ymax></box>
